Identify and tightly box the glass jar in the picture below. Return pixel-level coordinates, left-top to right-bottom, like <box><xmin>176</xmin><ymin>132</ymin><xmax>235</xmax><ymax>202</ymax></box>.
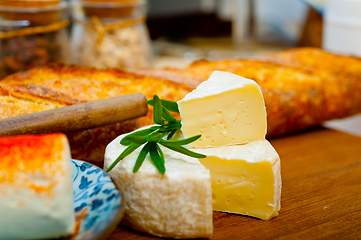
<box><xmin>0</xmin><ymin>0</ymin><xmax>70</xmax><ymax>79</ymax></box>
<box><xmin>71</xmin><ymin>0</ymin><xmax>151</xmax><ymax>69</ymax></box>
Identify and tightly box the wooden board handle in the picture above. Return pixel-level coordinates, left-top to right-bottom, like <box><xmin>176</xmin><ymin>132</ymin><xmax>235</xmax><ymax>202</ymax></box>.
<box><xmin>0</xmin><ymin>93</ymin><xmax>148</xmax><ymax>136</ymax></box>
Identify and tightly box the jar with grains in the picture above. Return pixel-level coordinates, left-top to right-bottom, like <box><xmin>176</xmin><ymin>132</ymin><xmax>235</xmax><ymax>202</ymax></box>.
<box><xmin>0</xmin><ymin>0</ymin><xmax>70</xmax><ymax>80</ymax></box>
<box><xmin>71</xmin><ymin>0</ymin><xmax>151</xmax><ymax>70</ymax></box>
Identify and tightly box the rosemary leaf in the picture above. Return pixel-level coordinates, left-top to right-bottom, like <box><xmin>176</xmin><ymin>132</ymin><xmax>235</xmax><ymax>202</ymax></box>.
<box><xmin>155</xmin><ymin>144</ymin><xmax>165</xmax><ymax>164</ymax></box>
<box><xmin>167</xmin><ymin>129</ymin><xmax>177</xmax><ymax>140</ymax></box>
<box><xmin>158</xmin><ymin>126</ymin><xmax>166</xmax><ymax>132</ymax></box>
<box><xmin>109</xmin><ymin>95</ymin><xmax>206</xmax><ymax>175</ymax></box>
<box><xmin>149</xmin><ymin>125</ymin><xmax>161</xmax><ymax>131</ymax></box>
<box><xmin>160</xmin><ymin>134</ymin><xmax>202</xmax><ymax>146</ymax></box>
<box><xmin>147</xmin><ymin>130</ymin><xmax>167</xmax><ymax>143</ymax></box>
<box><xmin>121</xmin><ymin>135</ymin><xmax>147</xmax><ymax>145</ymax></box>
<box><xmin>159</xmin><ymin>142</ymin><xmax>206</xmax><ymax>158</ymax></box>
<box><xmin>153</xmin><ymin>95</ymin><xmax>163</xmax><ymax>125</ymax></box>
<box><xmin>162</xmin><ymin>107</ymin><xmax>177</xmax><ymax>123</ymax></box>
<box><xmin>120</xmin><ymin>128</ymin><xmax>154</xmax><ymax>146</ymax></box>
<box><xmin>164</xmin><ymin>121</ymin><xmax>182</xmax><ymax>131</ymax></box>
<box><xmin>149</xmin><ymin>143</ymin><xmax>165</xmax><ymax>174</ymax></box>
<box><xmin>147</xmin><ymin>99</ymin><xmax>180</xmax><ymax>113</ymax></box>
<box><xmin>133</xmin><ymin>143</ymin><xmax>151</xmax><ymax>173</ymax></box>
<box><xmin>106</xmin><ymin>143</ymin><xmax>142</xmax><ymax>172</ymax></box>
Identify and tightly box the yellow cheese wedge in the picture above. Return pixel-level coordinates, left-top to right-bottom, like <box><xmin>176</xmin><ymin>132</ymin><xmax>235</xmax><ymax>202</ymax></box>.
<box><xmin>196</xmin><ymin>140</ymin><xmax>281</xmax><ymax>220</ymax></box>
<box><xmin>178</xmin><ymin>70</ymin><xmax>267</xmax><ymax>149</ymax></box>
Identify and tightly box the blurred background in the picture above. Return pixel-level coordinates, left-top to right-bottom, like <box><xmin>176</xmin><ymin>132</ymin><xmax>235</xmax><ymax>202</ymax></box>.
<box><xmin>0</xmin><ymin>0</ymin><xmax>360</xmax><ymax>136</ymax></box>
<box><xmin>0</xmin><ymin>0</ymin><xmax>326</xmax><ymax>72</ymax></box>
<box><xmin>140</xmin><ymin>0</ymin><xmax>320</xmax><ymax>68</ymax></box>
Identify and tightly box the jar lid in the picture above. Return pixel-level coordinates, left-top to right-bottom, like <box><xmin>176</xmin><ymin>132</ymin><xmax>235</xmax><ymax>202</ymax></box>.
<box><xmin>75</xmin><ymin>0</ymin><xmax>145</xmax><ymax>19</ymax></box>
<box><xmin>0</xmin><ymin>0</ymin><xmax>67</xmax><ymax>25</ymax></box>
<box><xmin>0</xmin><ymin>0</ymin><xmax>60</xmax><ymax>8</ymax></box>
<box><xmin>81</xmin><ymin>0</ymin><xmax>140</xmax><ymax>3</ymax></box>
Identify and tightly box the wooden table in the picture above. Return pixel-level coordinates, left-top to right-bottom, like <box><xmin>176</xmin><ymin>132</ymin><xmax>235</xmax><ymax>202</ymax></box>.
<box><xmin>107</xmin><ymin>127</ymin><xmax>361</xmax><ymax>239</ymax></box>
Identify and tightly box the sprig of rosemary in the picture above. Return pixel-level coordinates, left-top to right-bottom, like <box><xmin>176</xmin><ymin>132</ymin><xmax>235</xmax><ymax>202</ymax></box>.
<box><xmin>106</xmin><ymin>95</ymin><xmax>206</xmax><ymax>174</ymax></box>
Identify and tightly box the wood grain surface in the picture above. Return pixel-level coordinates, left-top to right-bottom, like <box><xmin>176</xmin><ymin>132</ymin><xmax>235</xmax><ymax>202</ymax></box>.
<box><xmin>0</xmin><ymin>93</ymin><xmax>148</xmax><ymax>136</ymax></box>
<box><xmin>107</xmin><ymin>127</ymin><xmax>361</xmax><ymax>240</ymax></box>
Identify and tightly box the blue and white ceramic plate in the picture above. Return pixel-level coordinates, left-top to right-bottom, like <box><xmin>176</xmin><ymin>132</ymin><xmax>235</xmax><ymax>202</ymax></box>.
<box><xmin>71</xmin><ymin>159</ymin><xmax>124</xmax><ymax>240</ymax></box>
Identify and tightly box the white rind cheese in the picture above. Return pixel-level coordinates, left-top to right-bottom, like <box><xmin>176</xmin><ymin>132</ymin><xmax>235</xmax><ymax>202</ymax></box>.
<box><xmin>0</xmin><ymin>134</ymin><xmax>74</xmax><ymax>240</ymax></box>
<box><xmin>196</xmin><ymin>140</ymin><xmax>281</xmax><ymax>220</ymax></box>
<box><xmin>104</xmin><ymin>69</ymin><xmax>281</xmax><ymax>237</ymax></box>
<box><xmin>178</xmin><ymin>70</ymin><xmax>267</xmax><ymax>149</ymax></box>
<box><xmin>104</xmin><ymin>131</ymin><xmax>213</xmax><ymax>239</ymax></box>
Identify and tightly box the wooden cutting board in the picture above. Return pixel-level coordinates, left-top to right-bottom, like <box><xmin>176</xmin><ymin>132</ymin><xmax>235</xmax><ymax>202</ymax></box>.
<box><xmin>107</xmin><ymin>127</ymin><xmax>361</xmax><ymax>239</ymax></box>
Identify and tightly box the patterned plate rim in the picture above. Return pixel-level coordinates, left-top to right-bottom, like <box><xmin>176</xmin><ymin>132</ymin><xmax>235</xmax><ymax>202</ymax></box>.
<box><xmin>71</xmin><ymin>159</ymin><xmax>124</xmax><ymax>240</ymax></box>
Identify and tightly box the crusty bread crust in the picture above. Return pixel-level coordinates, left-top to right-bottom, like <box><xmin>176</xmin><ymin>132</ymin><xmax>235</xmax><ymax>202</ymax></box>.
<box><xmin>0</xmin><ymin>64</ymin><xmax>192</xmax><ymax>165</ymax></box>
<box><xmin>2</xmin><ymin>48</ymin><xmax>361</xmax><ymax>164</ymax></box>
<box><xmin>0</xmin><ymin>63</ymin><xmax>192</xmax><ymax>105</ymax></box>
<box><xmin>133</xmin><ymin>48</ymin><xmax>361</xmax><ymax>139</ymax></box>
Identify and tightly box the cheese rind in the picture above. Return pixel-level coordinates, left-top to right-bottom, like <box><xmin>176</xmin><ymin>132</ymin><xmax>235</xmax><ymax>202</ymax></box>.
<box><xmin>196</xmin><ymin>140</ymin><xmax>281</xmax><ymax>220</ymax></box>
<box><xmin>178</xmin><ymin>70</ymin><xmax>267</xmax><ymax>149</ymax></box>
<box><xmin>104</xmin><ymin>130</ymin><xmax>213</xmax><ymax>239</ymax></box>
<box><xmin>0</xmin><ymin>134</ymin><xmax>74</xmax><ymax>240</ymax></box>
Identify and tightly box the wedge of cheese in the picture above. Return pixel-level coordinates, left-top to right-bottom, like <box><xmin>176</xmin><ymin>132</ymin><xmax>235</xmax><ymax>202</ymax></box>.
<box><xmin>178</xmin><ymin>70</ymin><xmax>267</xmax><ymax>149</ymax></box>
<box><xmin>104</xmin><ymin>131</ymin><xmax>213</xmax><ymax>239</ymax></box>
<box><xmin>0</xmin><ymin>134</ymin><xmax>74</xmax><ymax>240</ymax></box>
<box><xmin>196</xmin><ymin>140</ymin><xmax>281</xmax><ymax>220</ymax></box>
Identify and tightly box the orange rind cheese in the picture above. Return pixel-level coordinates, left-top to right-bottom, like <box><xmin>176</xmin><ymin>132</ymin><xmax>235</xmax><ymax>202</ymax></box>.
<box><xmin>0</xmin><ymin>133</ymin><xmax>75</xmax><ymax>239</ymax></box>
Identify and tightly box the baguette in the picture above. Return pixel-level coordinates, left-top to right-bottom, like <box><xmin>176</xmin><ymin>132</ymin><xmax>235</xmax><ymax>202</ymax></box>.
<box><xmin>0</xmin><ymin>63</ymin><xmax>192</xmax><ymax>164</ymax></box>
<box><xmin>2</xmin><ymin>48</ymin><xmax>361</xmax><ymax>163</ymax></box>
<box><xmin>262</xmin><ymin>48</ymin><xmax>361</xmax><ymax>108</ymax></box>
<box><xmin>262</xmin><ymin>47</ymin><xmax>361</xmax><ymax>76</ymax></box>
<box><xmin>133</xmin><ymin>50</ymin><xmax>361</xmax><ymax>138</ymax></box>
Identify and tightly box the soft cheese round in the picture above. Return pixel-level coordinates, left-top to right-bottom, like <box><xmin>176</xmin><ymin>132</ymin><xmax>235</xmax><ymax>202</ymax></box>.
<box><xmin>104</xmin><ymin>128</ymin><xmax>213</xmax><ymax>239</ymax></box>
